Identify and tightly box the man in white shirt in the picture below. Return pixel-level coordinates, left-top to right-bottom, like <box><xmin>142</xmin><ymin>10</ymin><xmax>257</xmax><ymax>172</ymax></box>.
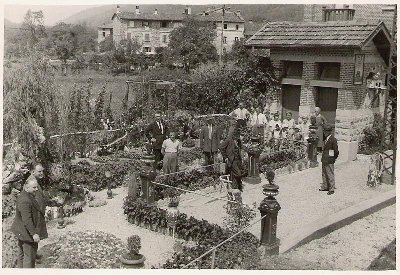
<box><xmin>250</xmin><ymin>107</ymin><xmax>268</xmax><ymax>141</ymax></box>
<box><xmin>229</xmin><ymin>102</ymin><xmax>250</xmax><ymax>130</ymax></box>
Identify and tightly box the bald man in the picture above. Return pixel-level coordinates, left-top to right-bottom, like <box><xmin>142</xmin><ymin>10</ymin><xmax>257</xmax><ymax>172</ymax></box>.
<box><xmin>11</xmin><ymin>178</ymin><xmax>48</xmax><ymax>268</ymax></box>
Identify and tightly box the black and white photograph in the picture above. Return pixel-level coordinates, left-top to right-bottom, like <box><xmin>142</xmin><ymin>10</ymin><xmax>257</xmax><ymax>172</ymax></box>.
<box><xmin>2</xmin><ymin>0</ymin><xmax>397</xmax><ymax>272</ymax></box>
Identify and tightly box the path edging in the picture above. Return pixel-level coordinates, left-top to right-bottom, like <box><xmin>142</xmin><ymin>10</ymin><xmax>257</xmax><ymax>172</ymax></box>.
<box><xmin>280</xmin><ymin>188</ymin><xmax>396</xmax><ymax>254</ymax></box>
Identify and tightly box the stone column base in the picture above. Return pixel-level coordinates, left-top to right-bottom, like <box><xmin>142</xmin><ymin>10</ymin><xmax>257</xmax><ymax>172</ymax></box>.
<box><xmin>261</xmin><ymin>238</ymin><xmax>280</xmax><ymax>256</ymax></box>
<box><xmin>337</xmin><ymin>141</ymin><xmax>359</xmax><ymax>163</ymax></box>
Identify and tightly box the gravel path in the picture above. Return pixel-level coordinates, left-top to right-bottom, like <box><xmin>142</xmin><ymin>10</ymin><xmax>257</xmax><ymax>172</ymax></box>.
<box><xmin>287</xmin><ymin>204</ymin><xmax>396</xmax><ymax>270</ymax></box>
<box><xmin>39</xmin><ymin>186</ymin><xmax>175</xmax><ymax>268</ymax></box>
<box><xmin>174</xmin><ymin>158</ymin><xmax>394</xmax><ymax>241</ymax></box>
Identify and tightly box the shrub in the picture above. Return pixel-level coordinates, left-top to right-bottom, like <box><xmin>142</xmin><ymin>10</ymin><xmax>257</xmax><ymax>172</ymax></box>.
<box><xmin>2</xmin><ymin>194</ymin><xmax>17</xmax><ymax>219</ymax></box>
<box><xmin>2</xmin><ymin>228</ymin><xmax>19</xmax><ymax>268</ymax></box>
<box><xmin>359</xmin><ymin>113</ymin><xmax>385</xmax><ymax>155</ymax></box>
<box><xmin>127</xmin><ymin>235</ymin><xmax>141</xmax><ymax>255</ymax></box>
<box><xmin>70</xmin><ymin>159</ymin><xmax>142</xmax><ymax>191</ymax></box>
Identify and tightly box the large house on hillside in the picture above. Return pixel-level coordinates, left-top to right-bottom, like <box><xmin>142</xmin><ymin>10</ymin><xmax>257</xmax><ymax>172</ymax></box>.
<box><xmin>100</xmin><ymin>5</ymin><xmax>245</xmax><ymax>55</ymax></box>
<box><xmin>245</xmin><ymin>4</ymin><xmax>395</xmax><ymax>162</ymax></box>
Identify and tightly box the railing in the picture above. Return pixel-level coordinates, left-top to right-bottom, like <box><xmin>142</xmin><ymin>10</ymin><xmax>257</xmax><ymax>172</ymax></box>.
<box><xmin>323</xmin><ymin>8</ymin><xmax>355</xmax><ymax>21</ymax></box>
<box><xmin>182</xmin><ymin>214</ymin><xmax>268</xmax><ymax>269</ymax></box>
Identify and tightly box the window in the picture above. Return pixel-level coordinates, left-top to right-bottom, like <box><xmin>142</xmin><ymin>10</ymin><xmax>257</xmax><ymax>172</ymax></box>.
<box><xmin>283</xmin><ymin>61</ymin><xmax>303</xmax><ymax>79</ymax></box>
<box><xmin>223</xmin><ymin>23</ymin><xmax>228</xmax><ymax>29</ymax></box>
<box><xmin>161</xmin><ymin>21</ymin><xmax>168</xmax><ymax>28</ymax></box>
<box><xmin>127</xmin><ymin>33</ymin><xmax>131</xmax><ymax>40</ymax></box>
<box><xmin>129</xmin><ymin>21</ymin><xmax>135</xmax><ymax>27</ymax></box>
<box><xmin>102</xmin><ymin>32</ymin><xmax>106</xmax><ymax>37</ymax></box>
<box><xmin>236</xmin><ymin>24</ymin><xmax>239</xmax><ymax>30</ymax></box>
<box><xmin>142</xmin><ymin>21</ymin><xmax>149</xmax><ymax>27</ymax></box>
<box><xmin>318</xmin><ymin>62</ymin><xmax>341</xmax><ymax>81</ymax></box>
<box><xmin>223</xmin><ymin>36</ymin><xmax>227</xmax><ymax>44</ymax></box>
<box><xmin>144</xmin><ymin>47</ymin><xmax>152</xmax><ymax>53</ymax></box>
<box><xmin>162</xmin><ymin>35</ymin><xmax>167</xmax><ymax>43</ymax></box>
<box><xmin>234</xmin><ymin>37</ymin><xmax>239</xmax><ymax>41</ymax></box>
<box><xmin>144</xmin><ymin>33</ymin><xmax>150</xmax><ymax>42</ymax></box>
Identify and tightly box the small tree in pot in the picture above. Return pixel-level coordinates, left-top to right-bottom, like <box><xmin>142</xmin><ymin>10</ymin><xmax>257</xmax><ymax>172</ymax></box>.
<box><xmin>119</xmin><ymin>235</ymin><xmax>146</xmax><ymax>265</ymax></box>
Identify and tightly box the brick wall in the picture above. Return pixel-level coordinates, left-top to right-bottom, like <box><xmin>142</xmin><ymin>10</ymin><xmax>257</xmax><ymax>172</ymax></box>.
<box><xmin>303</xmin><ymin>4</ymin><xmax>395</xmax><ymax>33</ymax></box>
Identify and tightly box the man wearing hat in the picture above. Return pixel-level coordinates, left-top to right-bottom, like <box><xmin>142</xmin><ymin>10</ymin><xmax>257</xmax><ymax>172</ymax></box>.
<box><xmin>199</xmin><ymin>115</ymin><xmax>221</xmax><ymax>167</ymax></box>
<box><xmin>320</xmin><ymin>125</ymin><xmax>339</xmax><ymax>195</ymax></box>
<box><xmin>145</xmin><ymin>113</ymin><xmax>169</xmax><ymax>169</ymax></box>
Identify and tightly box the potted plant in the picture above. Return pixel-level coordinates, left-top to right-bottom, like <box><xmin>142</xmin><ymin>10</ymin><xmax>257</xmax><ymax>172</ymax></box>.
<box><xmin>119</xmin><ymin>235</ymin><xmax>146</xmax><ymax>266</ymax></box>
<box><xmin>165</xmin><ymin>187</ymin><xmax>180</xmax><ymax>207</ymax></box>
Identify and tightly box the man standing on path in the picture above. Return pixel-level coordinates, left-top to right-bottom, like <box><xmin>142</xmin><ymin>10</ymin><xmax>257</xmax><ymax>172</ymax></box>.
<box><xmin>319</xmin><ymin>125</ymin><xmax>339</xmax><ymax>195</ymax></box>
<box><xmin>315</xmin><ymin>107</ymin><xmax>327</xmax><ymax>153</ymax></box>
<box><xmin>145</xmin><ymin>113</ymin><xmax>169</xmax><ymax>169</ymax></box>
<box><xmin>11</xmin><ymin>177</ymin><xmax>48</xmax><ymax>268</ymax></box>
<box><xmin>199</xmin><ymin>115</ymin><xmax>221</xmax><ymax>167</ymax></box>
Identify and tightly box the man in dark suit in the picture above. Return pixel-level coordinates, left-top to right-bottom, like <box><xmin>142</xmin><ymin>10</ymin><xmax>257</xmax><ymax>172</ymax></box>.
<box><xmin>145</xmin><ymin>113</ymin><xmax>169</xmax><ymax>169</ymax></box>
<box><xmin>11</xmin><ymin>177</ymin><xmax>48</xmax><ymax>268</ymax></box>
<box><xmin>220</xmin><ymin>126</ymin><xmax>245</xmax><ymax>192</ymax></box>
<box><xmin>319</xmin><ymin>125</ymin><xmax>339</xmax><ymax>195</ymax></box>
<box><xmin>199</xmin><ymin>115</ymin><xmax>221</xmax><ymax>167</ymax></box>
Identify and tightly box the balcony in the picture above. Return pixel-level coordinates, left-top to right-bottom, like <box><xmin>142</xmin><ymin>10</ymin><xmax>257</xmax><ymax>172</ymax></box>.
<box><xmin>323</xmin><ymin>8</ymin><xmax>355</xmax><ymax>22</ymax></box>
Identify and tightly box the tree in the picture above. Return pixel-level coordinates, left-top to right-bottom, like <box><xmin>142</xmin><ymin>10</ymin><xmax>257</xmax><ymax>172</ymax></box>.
<box><xmin>99</xmin><ymin>35</ymin><xmax>114</xmax><ymax>53</ymax></box>
<box><xmin>20</xmin><ymin>10</ymin><xmax>46</xmax><ymax>49</ymax></box>
<box><xmin>94</xmin><ymin>86</ymin><xmax>106</xmax><ymax>128</ymax></box>
<box><xmin>168</xmin><ymin>18</ymin><xmax>218</xmax><ymax>72</ymax></box>
<box><xmin>3</xmin><ymin>52</ymin><xmax>59</xmax><ymax>165</ymax></box>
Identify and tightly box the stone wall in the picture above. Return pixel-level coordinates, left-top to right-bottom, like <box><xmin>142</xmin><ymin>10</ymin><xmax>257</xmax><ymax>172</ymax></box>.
<box><xmin>113</xmin><ymin>17</ymin><xmax>128</xmax><ymax>46</ymax></box>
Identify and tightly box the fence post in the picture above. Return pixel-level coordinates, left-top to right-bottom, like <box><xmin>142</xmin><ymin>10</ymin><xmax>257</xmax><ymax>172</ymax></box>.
<box><xmin>211</xmin><ymin>249</ymin><xmax>216</xmax><ymax>269</ymax></box>
<box><xmin>258</xmin><ymin>172</ymin><xmax>281</xmax><ymax>256</ymax></box>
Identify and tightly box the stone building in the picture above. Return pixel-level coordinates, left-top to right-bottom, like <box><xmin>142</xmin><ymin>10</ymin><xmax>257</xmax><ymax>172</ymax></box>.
<box><xmin>245</xmin><ymin>17</ymin><xmax>393</xmax><ymax>161</ymax></box>
<box><xmin>109</xmin><ymin>5</ymin><xmax>245</xmax><ymax>55</ymax></box>
<box><xmin>97</xmin><ymin>23</ymin><xmax>113</xmax><ymax>44</ymax></box>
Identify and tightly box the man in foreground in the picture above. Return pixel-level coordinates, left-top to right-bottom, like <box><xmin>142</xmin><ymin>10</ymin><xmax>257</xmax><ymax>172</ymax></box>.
<box><xmin>11</xmin><ymin>177</ymin><xmax>48</xmax><ymax>268</ymax></box>
<box><xmin>319</xmin><ymin>125</ymin><xmax>339</xmax><ymax>195</ymax></box>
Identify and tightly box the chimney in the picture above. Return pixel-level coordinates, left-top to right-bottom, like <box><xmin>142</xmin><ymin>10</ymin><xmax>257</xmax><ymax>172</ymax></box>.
<box><xmin>202</xmin><ymin>11</ymin><xmax>206</xmax><ymax>16</ymax></box>
<box><xmin>154</xmin><ymin>9</ymin><xmax>158</xmax><ymax>15</ymax></box>
<box><xmin>185</xmin><ymin>6</ymin><xmax>191</xmax><ymax>15</ymax></box>
<box><xmin>249</xmin><ymin>20</ymin><xmax>253</xmax><ymax>24</ymax></box>
<box><xmin>116</xmin><ymin>5</ymin><xmax>120</xmax><ymax>14</ymax></box>
<box><xmin>135</xmin><ymin>6</ymin><xmax>140</xmax><ymax>15</ymax></box>
<box><xmin>236</xmin><ymin>10</ymin><xmax>241</xmax><ymax>17</ymax></box>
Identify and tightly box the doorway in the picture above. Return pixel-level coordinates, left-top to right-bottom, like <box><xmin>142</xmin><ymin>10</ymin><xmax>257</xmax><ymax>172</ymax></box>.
<box><xmin>316</xmin><ymin>87</ymin><xmax>338</xmax><ymax>125</ymax></box>
<box><xmin>282</xmin><ymin>85</ymin><xmax>301</xmax><ymax>121</ymax></box>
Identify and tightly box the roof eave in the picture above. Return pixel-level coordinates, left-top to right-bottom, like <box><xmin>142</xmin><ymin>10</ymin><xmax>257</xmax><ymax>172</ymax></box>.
<box><xmin>244</xmin><ymin>44</ymin><xmax>362</xmax><ymax>49</ymax></box>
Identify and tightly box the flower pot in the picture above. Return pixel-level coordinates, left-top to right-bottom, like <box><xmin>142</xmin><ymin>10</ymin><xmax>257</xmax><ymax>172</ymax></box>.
<box><xmin>119</xmin><ymin>253</ymin><xmax>146</xmax><ymax>266</ymax></box>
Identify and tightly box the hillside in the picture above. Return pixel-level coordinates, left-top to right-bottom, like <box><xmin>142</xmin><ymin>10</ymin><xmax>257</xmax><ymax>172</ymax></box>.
<box><xmin>60</xmin><ymin>4</ymin><xmax>304</xmax><ymax>27</ymax></box>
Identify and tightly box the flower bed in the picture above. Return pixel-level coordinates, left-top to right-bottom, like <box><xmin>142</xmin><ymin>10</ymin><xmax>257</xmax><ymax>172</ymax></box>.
<box><xmin>123</xmin><ymin>197</ymin><xmax>260</xmax><ymax>269</ymax></box>
<box><xmin>38</xmin><ymin>231</ymin><xmax>125</xmax><ymax>268</ymax></box>
<box><xmin>70</xmin><ymin>159</ymin><xmax>142</xmax><ymax>191</ymax></box>
<box><xmin>179</xmin><ymin>147</ymin><xmax>203</xmax><ymax>165</ymax></box>
<box><xmin>154</xmin><ymin>169</ymin><xmax>221</xmax><ymax>201</ymax></box>
<box><xmin>2</xmin><ymin>226</ymin><xmax>19</xmax><ymax>268</ymax></box>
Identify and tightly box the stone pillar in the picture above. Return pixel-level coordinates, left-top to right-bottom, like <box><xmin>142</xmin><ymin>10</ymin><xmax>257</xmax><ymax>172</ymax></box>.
<box><xmin>139</xmin><ymin>168</ymin><xmax>157</xmax><ymax>205</ymax></box>
<box><xmin>299</xmin><ymin>61</ymin><xmax>317</xmax><ymax>118</ymax></box>
<box><xmin>244</xmin><ymin>136</ymin><xmax>262</xmax><ymax>184</ymax></box>
<box><xmin>259</xmin><ymin>175</ymin><xmax>281</xmax><ymax>256</ymax></box>
<box><xmin>128</xmin><ymin>171</ymin><xmax>139</xmax><ymax>198</ymax></box>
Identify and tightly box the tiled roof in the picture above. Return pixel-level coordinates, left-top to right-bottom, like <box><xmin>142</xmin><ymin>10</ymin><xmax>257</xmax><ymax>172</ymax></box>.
<box><xmin>98</xmin><ymin>23</ymin><xmax>113</xmax><ymax>29</ymax></box>
<box><xmin>193</xmin><ymin>10</ymin><xmax>244</xmax><ymax>23</ymax></box>
<box><xmin>245</xmin><ymin>20</ymin><xmax>388</xmax><ymax>48</ymax></box>
<box><xmin>115</xmin><ymin>11</ymin><xmax>187</xmax><ymax>21</ymax></box>
<box><xmin>113</xmin><ymin>9</ymin><xmax>244</xmax><ymax>23</ymax></box>
<box><xmin>244</xmin><ymin>22</ymin><xmax>265</xmax><ymax>37</ymax></box>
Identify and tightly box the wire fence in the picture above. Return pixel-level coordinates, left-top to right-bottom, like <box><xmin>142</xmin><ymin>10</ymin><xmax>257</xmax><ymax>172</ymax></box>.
<box><xmin>182</xmin><ymin>214</ymin><xmax>268</xmax><ymax>269</ymax></box>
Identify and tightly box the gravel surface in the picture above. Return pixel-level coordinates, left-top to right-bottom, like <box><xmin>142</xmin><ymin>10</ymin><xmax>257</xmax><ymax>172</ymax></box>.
<box><xmin>174</xmin><ymin>158</ymin><xmax>394</xmax><ymax>241</ymax></box>
<box><xmin>39</xmin><ymin>186</ymin><xmax>175</xmax><ymax>268</ymax></box>
<box><xmin>288</xmin><ymin>204</ymin><xmax>396</xmax><ymax>270</ymax></box>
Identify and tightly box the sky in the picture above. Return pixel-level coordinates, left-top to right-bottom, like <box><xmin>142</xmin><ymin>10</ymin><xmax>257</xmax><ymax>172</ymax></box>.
<box><xmin>4</xmin><ymin>5</ymin><xmax>101</xmax><ymax>26</ymax></box>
